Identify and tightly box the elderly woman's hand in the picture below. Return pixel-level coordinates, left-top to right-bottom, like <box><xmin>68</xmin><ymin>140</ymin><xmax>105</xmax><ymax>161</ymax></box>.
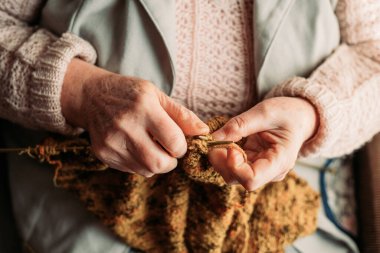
<box><xmin>208</xmin><ymin>97</ymin><xmax>318</xmax><ymax>191</ymax></box>
<box><xmin>61</xmin><ymin>59</ymin><xmax>209</xmax><ymax>177</ymax></box>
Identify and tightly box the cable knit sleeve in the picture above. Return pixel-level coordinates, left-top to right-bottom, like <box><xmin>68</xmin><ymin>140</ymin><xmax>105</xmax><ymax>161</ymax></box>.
<box><xmin>0</xmin><ymin>0</ymin><xmax>97</xmax><ymax>135</ymax></box>
<box><xmin>266</xmin><ymin>0</ymin><xmax>380</xmax><ymax>158</ymax></box>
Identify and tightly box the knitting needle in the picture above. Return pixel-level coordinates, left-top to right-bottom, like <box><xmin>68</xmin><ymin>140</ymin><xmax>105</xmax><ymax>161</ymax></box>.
<box><xmin>0</xmin><ymin>146</ymin><xmax>89</xmax><ymax>153</ymax></box>
<box><xmin>0</xmin><ymin>148</ymin><xmax>26</xmax><ymax>153</ymax></box>
<box><xmin>207</xmin><ymin>140</ymin><xmax>234</xmax><ymax>146</ymax></box>
<box><xmin>196</xmin><ymin>135</ymin><xmax>234</xmax><ymax>146</ymax></box>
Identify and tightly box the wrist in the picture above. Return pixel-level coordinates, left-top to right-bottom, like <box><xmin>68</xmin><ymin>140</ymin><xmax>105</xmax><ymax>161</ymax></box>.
<box><xmin>293</xmin><ymin>97</ymin><xmax>319</xmax><ymax>143</ymax></box>
<box><xmin>61</xmin><ymin>58</ymin><xmax>108</xmax><ymax>128</ymax></box>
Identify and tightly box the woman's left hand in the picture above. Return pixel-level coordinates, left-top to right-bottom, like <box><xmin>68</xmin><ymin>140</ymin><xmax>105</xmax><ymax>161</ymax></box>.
<box><xmin>208</xmin><ymin>97</ymin><xmax>318</xmax><ymax>191</ymax></box>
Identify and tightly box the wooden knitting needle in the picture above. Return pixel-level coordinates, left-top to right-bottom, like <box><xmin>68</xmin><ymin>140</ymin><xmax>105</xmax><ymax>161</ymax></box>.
<box><xmin>0</xmin><ymin>146</ymin><xmax>89</xmax><ymax>153</ymax></box>
<box><xmin>207</xmin><ymin>140</ymin><xmax>234</xmax><ymax>147</ymax></box>
<box><xmin>196</xmin><ymin>135</ymin><xmax>234</xmax><ymax>146</ymax></box>
<box><xmin>0</xmin><ymin>148</ymin><xmax>27</xmax><ymax>153</ymax></box>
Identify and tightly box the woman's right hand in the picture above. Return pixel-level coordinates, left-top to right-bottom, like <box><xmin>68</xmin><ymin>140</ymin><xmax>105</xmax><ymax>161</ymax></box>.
<box><xmin>61</xmin><ymin>59</ymin><xmax>209</xmax><ymax>177</ymax></box>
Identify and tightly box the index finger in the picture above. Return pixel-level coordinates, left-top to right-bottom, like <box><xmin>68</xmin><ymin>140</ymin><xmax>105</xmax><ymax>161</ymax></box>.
<box><xmin>224</xmin><ymin>148</ymin><xmax>256</xmax><ymax>190</ymax></box>
<box><xmin>157</xmin><ymin>92</ymin><xmax>209</xmax><ymax>136</ymax></box>
<box><xmin>147</xmin><ymin>107</ymin><xmax>188</xmax><ymax>158</ymax></box>
<box><xmin>211</xmin><ymin>107</ymin><xmax>268</xmax><ymax>142</ymax></box>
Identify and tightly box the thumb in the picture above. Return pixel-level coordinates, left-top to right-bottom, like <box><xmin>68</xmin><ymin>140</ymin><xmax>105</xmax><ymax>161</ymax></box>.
<box><xmin>212</xmin><ymin>109</ymin><xmax>269</xmax><ymax>141</ymax></box>
<box><xmin>159</xmin><ymin>93</ymin><xmax>209</xmax><ymax>136</ymax></box>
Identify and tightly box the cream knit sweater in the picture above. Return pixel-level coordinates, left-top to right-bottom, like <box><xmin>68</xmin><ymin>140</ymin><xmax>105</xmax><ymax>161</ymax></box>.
<box><xmin>172</xmin><ymin>0</ymin><xmax>255</xmax><ymax>119</ymax></box>
<box><xmin>0</xmin><ymin>0</ymin><xmax>379</xmax><ymax>158</ymax></box>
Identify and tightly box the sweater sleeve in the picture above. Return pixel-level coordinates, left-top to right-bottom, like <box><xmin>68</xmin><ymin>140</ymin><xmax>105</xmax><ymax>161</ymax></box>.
<box><xmin>266</xmin><ymin>0</ymin><xmax>380</xmax><ymax>158</ymax></box>
<box><xmin>0</xmin><ymin>0</ymin><xmax>97</xmax><ymax>135</ymax></box>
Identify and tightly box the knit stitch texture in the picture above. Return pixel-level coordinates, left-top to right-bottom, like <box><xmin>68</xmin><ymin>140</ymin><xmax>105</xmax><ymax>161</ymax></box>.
<box><xmin>0</xmin><ymin>0</ymin><xmax>96</xmax><ymax>135</ymax></box>
<box><xmin>52</xmin><ymin>117</ymin><xmax>319</xmax><ymax>253</ymax></box>
<box><xmin>172</xmin><ymin>0</ymin><xmax>255</xmax><ymax>120</ymax></box>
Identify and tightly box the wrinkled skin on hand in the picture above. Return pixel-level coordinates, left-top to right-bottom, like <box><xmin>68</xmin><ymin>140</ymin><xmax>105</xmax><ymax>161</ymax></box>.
<box><xmin>82</xmin><ymin>75</ymin><xmax>211</xmax><ymax>177</ymax></box>
<box><xmin>61</xmin><ymin>59</ymin><xmax>209</xmax><ymax>177</ymax></box>
<box><xmin>209</xmin><ymin>97</ymin><xmax>318</xmax><ymax>191</ymax></box>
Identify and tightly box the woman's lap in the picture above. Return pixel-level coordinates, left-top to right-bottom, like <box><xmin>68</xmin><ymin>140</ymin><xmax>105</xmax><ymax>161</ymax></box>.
<box><xmin>7</xmin><ymin>146</ymin><xmax>134</xmax><ymax>253</ymax></box>
<box><xmin>1</xmin><ymin>122</ymin><xmax>357</xmax><ymax>253</ymax></box>
<box><xmin>1</xmin><ymin>122</ymin><xmax>134</xmax><ymax>253</ymax></box>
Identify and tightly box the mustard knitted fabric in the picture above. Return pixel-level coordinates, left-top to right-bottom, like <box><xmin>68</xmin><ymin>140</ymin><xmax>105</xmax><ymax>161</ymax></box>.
<box><xmin>53</xmin><ymin>117</ymin><xmax>320</xmax><ymax>253</ymax></box>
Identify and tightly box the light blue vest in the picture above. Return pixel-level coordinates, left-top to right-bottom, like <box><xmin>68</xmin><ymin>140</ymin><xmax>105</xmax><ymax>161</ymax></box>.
<box><xmin>40</xmin><ymin>0</ymin><xmax>340</xmax><ymax>97</ymax></box>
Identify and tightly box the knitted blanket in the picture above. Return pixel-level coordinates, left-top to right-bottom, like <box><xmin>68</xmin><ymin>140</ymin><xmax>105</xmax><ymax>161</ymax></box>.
<box><xmin>48</xmin><ymin>117</ymin><xmax>319</xmax><ymax>253</ymax></box>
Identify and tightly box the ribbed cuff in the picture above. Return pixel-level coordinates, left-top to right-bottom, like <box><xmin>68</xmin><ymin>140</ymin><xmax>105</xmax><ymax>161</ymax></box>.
<box><xmin>266</xmin><ymin>77</ymin><xmax>343</xmax><ymax>157</ymax></box>
<box><xmin>30</xmin><ymin>32</ymin><xmax>97</xmax><ymax>135</ymax></box>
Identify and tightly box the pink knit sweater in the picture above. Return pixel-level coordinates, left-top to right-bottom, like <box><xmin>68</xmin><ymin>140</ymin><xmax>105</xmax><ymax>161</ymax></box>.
<box><xmin>0</xmin><ymin>0</ymin><xmax>379</xmax><ymax>158</ymax></box>
<box><xmin>172</xmin><ymin>0</ymin><xmax>255</xmax><ymax>120</ymax></box>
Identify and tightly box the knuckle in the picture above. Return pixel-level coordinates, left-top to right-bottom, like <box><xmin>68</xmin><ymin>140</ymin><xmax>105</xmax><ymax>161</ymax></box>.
<box><xmin>176</xmin><ymin>104</ymin><xmax>192</xmax><ymax>120</ymax></box>
<box><xmin>138</xmin><ymin>145</ymin><xmax>176</xmax><ymax>174</ymax></box>
<box><xmin>244</xmin><ymin>180</ymin><xmax>257</xmax><ymax>192</ymax></box>
<box><xmin>156</xmin><ymin>156</ymin><xmax>176</xmax><ymax>173</ymax></box>
<box><xmin>228</xmin><ymin>164</ymin><xmax>240</xmax><ymax>175</ymax></box>
<box><xmin>142</xmin><ymin>83</ymin><xmax>159</xmax><ymax>100</ymax></box>
<box><xmin>139</xmin><ymin>79</ymin><xmax>154</xmax><ymax>90</ymax></box>
<box><xmin>148</xmin><ymin>165</ymin><xmax>161</xmax><ymax>174</ymax></box>
<box><xmin>169</xmin><ymin>147</ymin><xmax>186</xmax><ymax>159</ymax></box>
<box><xmin>103</xmin><ymin>131</ymin><xmax>125</xmax><ymax>151</ymax></box>
<box><xmin>134</xmin><ymin>83</ymin><xmax>155</xmax><ymax>105</ymax></box>
<box><xmin>93</xmin><ymin>146</ymin><xmax>108</xmax><ymax>160</ymax></box>
<box><xmin>136</xmin><ymin>146</ymin><xmax>152</xmax><ymax>166</ymax></box>
<box><xmin>153</xmin><ymin>156</ymin><xmax>169</xmax><ymax>173</ymax></box>
<box><xmin>112</xmin><ymin>117</ymin><xmax>125</xmax><ymax>130</ymax></box>
<box><xmin>232</xmin><ymin>116</ymin><xmax>246</xmax><ymax>129</ymax></box>
<box><xmin>152</xmin><ymin>116</ymin><xmax>168</xmax><ymax>130</ymax></box>
<box><xmin>165</xmin><ymin>136</ymin><xmax>187</xmax><ymax>158</ymax></box>
<box><xmin>141</xmin><ymin>154</ymin><xmax>164</xmax><ymax>174</ymax></box>
<box><xmin>226</xmin><ymin>116</ymin><xmax>246</xmax><ymax>136</ymax></box>
<box><xmin>135</xmin><ymin>92</ymin><xmax>151</xmax><ymax>108</ymax></box>
<box><xmin>112</xmin><ymin>117</ymin><xmax>132</xmax><ymax>136</ymax></box>
<box><xmin>144</xmin><ymin>100</ymin><xmax>162</xmax><ymax>116</ymax></box>
<box><xmin>103</xmin><ymin>134</ymin><xmax>115</xmax><ymax>148</ymax></box>
<box><xmin>258</xmin><ymin>101</ymin><xmax>276</xmax><ymax>120</ymax></box>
